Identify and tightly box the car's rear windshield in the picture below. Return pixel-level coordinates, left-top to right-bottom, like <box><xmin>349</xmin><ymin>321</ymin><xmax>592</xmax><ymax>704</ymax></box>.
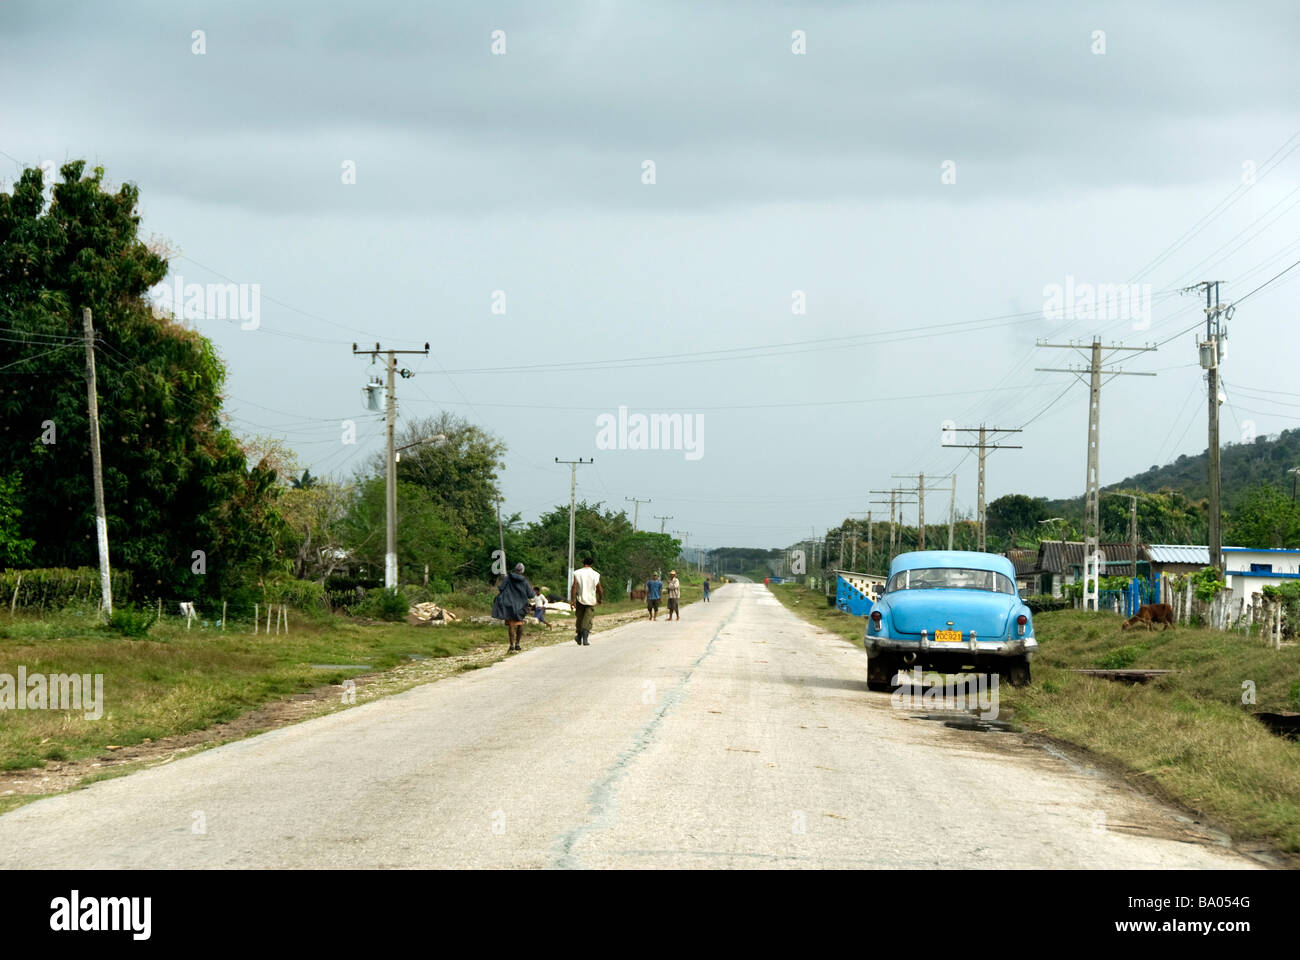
<box><xmin>886</xmin><ymin>567</ymin><xmax>1015</xmax><ymax>595</ymax></box>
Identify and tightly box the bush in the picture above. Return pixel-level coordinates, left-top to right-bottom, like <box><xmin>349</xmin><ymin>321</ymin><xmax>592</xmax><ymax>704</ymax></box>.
<box><xmin>1024</xmin><ymin>594</ymin><xmax>1070</xmax><ymax>614</ymax></box>
<box><xmin>1096</xmin><ymin>645</ymin><xmax>1143</xmax><ymax>670</ymax></box>
<box><xmin>354</xmin><ymin>588</ymin><xmax>409</xmax><ymax>621</ymax></box>
<box><xmin>262</xmin><ymin>577</ymin><xmax>328</xmax><ymax>612</ymax></box>
<box><xmin>104</xmin><ymin>603</ymin><xmax>156</xmax><ymax>638</ymax></box>
<box><xmin>0</xmin><ymin>567</ymin><xmax>133</xmax><ymax>611</ymax></box>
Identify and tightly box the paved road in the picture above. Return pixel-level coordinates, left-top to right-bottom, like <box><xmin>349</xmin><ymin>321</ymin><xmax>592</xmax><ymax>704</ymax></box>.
<box><xmin>0</xmin><ymin>584</ymin><xmax>1255</xmax><ymax>868</ymax></box>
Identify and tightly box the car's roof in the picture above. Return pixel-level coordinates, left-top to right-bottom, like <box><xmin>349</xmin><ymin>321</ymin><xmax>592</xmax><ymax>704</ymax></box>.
<box><xmin>888</xmin><ymin>550</ymin><xmax>1016</xmax><ymax>578</ymax></box>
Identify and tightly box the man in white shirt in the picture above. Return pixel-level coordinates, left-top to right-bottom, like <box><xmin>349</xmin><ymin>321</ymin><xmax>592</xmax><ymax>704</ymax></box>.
<box><xmin>569</xmin><ymin>556</ymin><xmax>603</xmax><ymax>646</ymax></box>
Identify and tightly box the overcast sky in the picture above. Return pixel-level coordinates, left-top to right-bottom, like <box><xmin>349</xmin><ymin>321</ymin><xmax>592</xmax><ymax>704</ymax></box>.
<box><xmin>4</xmin><ymin>0</ymin><xmax>1299</xmax><ymax>550</ymax></box>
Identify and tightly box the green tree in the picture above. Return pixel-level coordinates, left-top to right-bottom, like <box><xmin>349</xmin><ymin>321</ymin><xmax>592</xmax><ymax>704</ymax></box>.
<box><xmin>0</xmin><ymin>472</ymin><xmax>35</xmax><ymax>567</ymax></box>
<box><xmin>1227</xmin><ymin>484</ymin><xmax>1300</xmax><ymax>548</ymax></box>
<box><xmin>987</xmin><ymin>494</ymin><xmax>1049</xmax><ymax>544</ymax></box>
<box><xmin>0</xmin><ymin>161</ymin><xmax>282</xmax><ymax>601</ymax></box>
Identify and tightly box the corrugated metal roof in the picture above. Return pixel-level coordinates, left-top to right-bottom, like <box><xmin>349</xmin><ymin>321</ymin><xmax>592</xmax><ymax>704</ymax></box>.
<box><xmin>1146</xmin><ymin>544</ymin><xmax>1209</xmax><ymax>564</ymax></box>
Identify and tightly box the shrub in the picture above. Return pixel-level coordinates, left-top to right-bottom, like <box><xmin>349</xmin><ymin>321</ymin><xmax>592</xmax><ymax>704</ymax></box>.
<box><xmin>1096</xmin><ymin>645</ymin><xmax>1143</xmax><ymax>670</ymax></box>
<box><xmin>1023</xmin><ymin>594</ymin><xmax>1070</xmax><ymax>614</ymax></box>
<box><xmin>262</xmin><ymin>576</ymin><xmax>328</xmax><ymax>612</ymax></box>
<box><xmin>104</xmin><ymin>603</ymin><xmax>156</xmax><ymax>638</ymax></box>
<box><xmin>354</xmin><ymin>588</ymin><xmax>409</xmax><ymax>621</ymax></box>
<box><xmin>0</xmin><ymin>567</ymin><xmax>133</xmax><ymax>611</ymax></box>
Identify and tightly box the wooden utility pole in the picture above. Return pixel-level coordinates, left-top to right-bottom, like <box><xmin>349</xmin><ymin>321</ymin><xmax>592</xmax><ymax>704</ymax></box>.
<box><xmin>870</xmin><ymin>488</ymin><xmax>915</xmax><ymax>564</ymax></box>
<box><xmin>353</xmin><ymin>342</ymin><xmax>430</xmax><ymax>590</ymax></box>
<box><xmin>891</xmin><ymin>473</ymin><xmax>953</xmax><ymax>551</ymax></box>
<box><xmin>625</xmin><ymin>496</ymin><xmax>652</xmax><ymax>532</ymax></box>
<box><xmin>943</xmin><ymin>426</ymin><xmax>1022</xmax><ymax>551</ymax></box>
<box><xmin>1037</xmin><ymin>338</ymin><xmax>1156</xmax><ymax>609</ymax></box>
<box><xmin>82</xmin><ymin>308</ymin><xmax>112</xmax><ymax>617</ymax></box>
<box><xmin>555</xmin><ymin>457</ymin><xmax>593</xmax><ymax>595</ymax></box>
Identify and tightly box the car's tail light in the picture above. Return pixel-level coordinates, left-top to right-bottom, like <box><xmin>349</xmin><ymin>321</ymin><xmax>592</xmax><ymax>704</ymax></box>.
<box><xmin>869</xmin><ymin>610</ymin><xmax>881</xmax><ymax>631</ymax></box>
<box><xmin>1017</xmin><ymin>614</ymin><xmax>1027</xmax><ymax>637</ymax></box>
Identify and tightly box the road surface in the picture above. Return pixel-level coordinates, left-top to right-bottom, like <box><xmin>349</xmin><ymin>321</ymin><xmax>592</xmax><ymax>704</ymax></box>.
<box><xmin>0</xmin><ymin>584</ymin><xmax>1255</xmax><ymax>868</ymax></box>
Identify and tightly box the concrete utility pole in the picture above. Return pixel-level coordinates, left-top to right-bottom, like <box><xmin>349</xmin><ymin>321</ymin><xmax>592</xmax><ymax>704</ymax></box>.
<box><xmin>1037</xmin><ymin>337</ymin><xmax>1156</xmax><ymax>610</ymax></box>
<box><xmin>1129</xmin><ymin>493</ymin><xmax>1139</xmax><ymax>577</ymax></box>
<box><xmin>948</xmin><ymin>473</ymin><xmax>957</xmax><ymax>550</ymax></box>
<box><xmin>1187</xmin><ymin>281</ymin><xmax>1230</xmax><ymax>573</ymax></box>
<box><xmin>353</xmin><ymin>342</ymin><xmax>430</xmax><ymax>590</ymax></box>
<box><xmin>82</xmin><ymin>308</ymin><xmax>112</xmax><ymax>617</ymax></box>
<box><xmin>625</xmin><ymin>496</ymin><xmax>652</xmax><ymax>532</ymax></box>
<box><xmin>943</xmin><ymin>426</ymin><xmax>1022</xmax><ymax>551</ymax></box>
<box><xmin>653</xmin><ymin>514</ymin><xmax>673</xmax><ymax>534</ymax></box>
<box><xmin>891</xmin><ymin>473</ymin><xmax>952</xmax><ymax>551</ymax></box>
<box><xmin>554</xmin><ymin>457</ymin><xmax>594</xmax><ymax>597</ymax></box>
<box><xmin>866</xmin><ymin>510</ymin><xmax>872</xmax><ymax>570</ymax></box>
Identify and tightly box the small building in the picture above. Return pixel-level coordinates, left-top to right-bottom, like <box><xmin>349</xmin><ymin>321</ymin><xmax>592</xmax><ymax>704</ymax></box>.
<box><xmin>1143</xmin><ymin>544</ymin><xmax>1300</xmax><ymax>608</ymax></box>
<box><xmin>1028</xmin><ymin>540</ymin><xmax>1148</xmax><ymax>597</ymax></box>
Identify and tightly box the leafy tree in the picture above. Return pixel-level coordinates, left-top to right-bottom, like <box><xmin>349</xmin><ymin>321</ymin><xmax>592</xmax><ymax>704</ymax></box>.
<box><xmin>0</xmin><ymin>161</ymin><xmax>282</xmax><ymax>600</ymax></box>
<box><xmin>1227</xmin><ymin>484</ymin><xmax>1300</xmax><ymax>548</ymax></box>
<box><xmin>365</xmin><ymin>412</ymin><xmax>506</xmax><ymax>580</ymax></box>
<box><xmin>987</xmin><ymin>494</ymin><xmax>1049</xmax><ymax>542</ymax></box>
<box><xmin>279</xmin><ymin>480</ymin><xmax>352</xmax><ymax>581</ymax></box>
<box><xmin>0</xmin><ymin>472</ymin><xmax>35</xmax><ymax>567</ymax></box>
<box><xmin>340</xmin><ymin>477</ymin><xmax>461</xmax><ymax>584</ymax></box>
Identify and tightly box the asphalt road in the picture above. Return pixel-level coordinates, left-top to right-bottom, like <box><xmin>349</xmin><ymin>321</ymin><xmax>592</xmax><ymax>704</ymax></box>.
<box><xmin>0</xmin><ymin>583</ymin><xmax>1256</xmax><ymax>868</ymax></box>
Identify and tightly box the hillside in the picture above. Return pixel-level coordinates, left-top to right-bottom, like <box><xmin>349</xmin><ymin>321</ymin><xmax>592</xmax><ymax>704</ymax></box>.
<box><xmin>1045</xmin><ymin>428</ymin><xmax>1300</xmax><ymax>516</ymax></box>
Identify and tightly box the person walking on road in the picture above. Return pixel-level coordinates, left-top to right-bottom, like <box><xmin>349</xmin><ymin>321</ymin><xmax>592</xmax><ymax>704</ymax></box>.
<box><xmin>665</xmin><ymin>569</ymin><xmax>681</xmax><ymax>621</ymax></box>
<box><xmin>646</xmin><ymin>571</ymin><xmax>663</xmax><ymax>620</ymax></box>
<box><xmin>492</xmin><ymin>562</ymin><xmax>535</xmax><ymax>652</ymax></box>
<box><xmin>702</xmin><ymin>578</ymin><xmax>710</xmax><ymax>602</ymax></box>
<box><xmin>532</xmin><ymin>586</ymin><xmax>551</xmax><ymax>629</ymax></box>
<box><xmin>570</xmin><ymin>556</ymin><xmax>603</xmax><ymax>646</ymax></box>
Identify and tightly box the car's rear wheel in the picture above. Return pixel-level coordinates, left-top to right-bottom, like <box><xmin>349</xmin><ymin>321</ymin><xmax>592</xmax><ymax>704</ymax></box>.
<box><xmin>867</xmin><ymin>655</ymin><xmax>897</xmax><ymax>692</ymax></box>
<box><xmin>1004</xmin><ymin>658</ymin><xmax>1031</xmax><ymax>688</ymax></box>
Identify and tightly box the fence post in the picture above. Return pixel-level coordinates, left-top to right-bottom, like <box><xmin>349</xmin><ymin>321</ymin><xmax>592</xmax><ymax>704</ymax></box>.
<box><xmin>221</xmin><ymin>600</ymin><xmax>227</xmax><ymax>632</ymax></box>
<box><xmin>9</xmin><ymin>572</ymin><xmax>21</xmax><ymax>615</ymax></box>
<box><xmin>254</xmin><ymin>602</ymin><xmax>259</xmax><ymax>634</ymax></box>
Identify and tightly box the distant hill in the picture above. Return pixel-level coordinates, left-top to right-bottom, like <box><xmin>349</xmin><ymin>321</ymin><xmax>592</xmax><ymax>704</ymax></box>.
<box><xmin>1045</xmin><ymin>428</ymin><xmax>1300</xmax><ymax>515</ymax></box>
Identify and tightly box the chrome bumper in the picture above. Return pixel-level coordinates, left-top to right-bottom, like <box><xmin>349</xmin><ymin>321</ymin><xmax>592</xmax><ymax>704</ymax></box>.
<box><xmin>864</xmin><ymin>633</ymin><xmax>1037</xmax><ymax>660</ymax></box>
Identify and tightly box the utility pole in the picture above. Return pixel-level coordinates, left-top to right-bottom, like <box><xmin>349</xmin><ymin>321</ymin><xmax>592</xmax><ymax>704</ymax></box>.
<box><xmin>837</xmin><ymin>525</ymin><xmax>845</xmax><ymax>569</ymax></box>
<box><xmin>947</xmin><ymin>473</ymin><xmax>957</xmax><ymax>550</ymax></box>
<box><xmin>82</xmin><ymin>308</ymin><xmax>112</xmax><ymax>617</ymax></box>
<box><xmin>1037</xmin><ymin>337</ymin><xmax>1156</xmax><ymax>610</ymax></box>
<box><xmin>890</xmin><ymin>473</ymin><xmax>952</xmax><ymax>551</ymax></box>
<box><xmin>866</xmin><ymin>510</ymin><xmax>872</xmax><ymax>571</ymax></box>
<box><xmin>1187</xmin><ymin>281</ymin><xmax>1230</xmax><ymax>573</ymax></box>
<box><xmin>353</xmin><ymin>342</ymin><xmax>430</xmax><ymax>590</ymax></box>
<box><xmin>555</xmin><ymin>457</ymin><xmax>594</xmax><ymax>596</ymax></box>
<box><xmin>1129</xmin><ymin>493</ymin><xmax>1138</xmax><ymax>578</ymax></box>
<box><xmin>943</xmin><ymin>426</ymin><xmax>1023</xmax><ymax>551</ymax></box>
<box><xmin>870</xmin><ymin>488</ymin><xmax>915</xmax><ymax>564</ymax></box>
<box><xmin>653</xmin><ymin>514</ymin><xmax>673</xmax><ymax>534</ymax></box>
<box><xmin>625</xmin><ymin>496</ymin><xmax>652</xmax><ymax>532</ymax></box>
<box><xmin>850</xmin><ymin>521</ymin><xmax>857</xmax><ymax>570</ymax></box>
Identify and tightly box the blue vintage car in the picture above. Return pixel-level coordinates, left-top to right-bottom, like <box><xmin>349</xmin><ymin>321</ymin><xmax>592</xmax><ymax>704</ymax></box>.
<box><xmin>864</xmin><ymin>550</ymin><xmax>1036</xmax><ymax>690</ymax></box>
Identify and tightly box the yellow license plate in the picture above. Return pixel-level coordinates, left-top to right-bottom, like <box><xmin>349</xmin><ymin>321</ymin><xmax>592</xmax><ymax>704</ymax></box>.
<box><xmin>935</xmin><ymin>629</ymin><xmax>962</xmax><ymax>643</ymax></box>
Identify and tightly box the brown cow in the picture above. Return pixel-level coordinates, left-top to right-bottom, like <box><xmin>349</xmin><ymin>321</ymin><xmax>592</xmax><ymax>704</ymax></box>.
<box><xmin>1122</xmin><ymin>602</ymin><xmax>1175</xmax><ymax>631</ymax></box>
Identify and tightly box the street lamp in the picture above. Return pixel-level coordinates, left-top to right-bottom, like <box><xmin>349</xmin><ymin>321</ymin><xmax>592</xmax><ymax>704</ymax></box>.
<box><xmin>394</xmin><ymin>434</ymin><xmax>447</xmax><ymax>463</ymax></box>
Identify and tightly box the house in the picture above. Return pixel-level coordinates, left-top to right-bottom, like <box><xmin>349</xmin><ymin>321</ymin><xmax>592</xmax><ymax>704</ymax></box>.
<box><xmin>1144</xmin><ymin>544</ymin><xmax>1211</xmax><ymax>580</ymax></box>
<box><xmin>1028</xmin><ymin>540</ymin><xmax>1149</xmax><ymax>597</ymax></box>
<box><xmin>1005</xmin><ymin>548</ymin><xmax>1039</xmax><ymax>594</ymax></box>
